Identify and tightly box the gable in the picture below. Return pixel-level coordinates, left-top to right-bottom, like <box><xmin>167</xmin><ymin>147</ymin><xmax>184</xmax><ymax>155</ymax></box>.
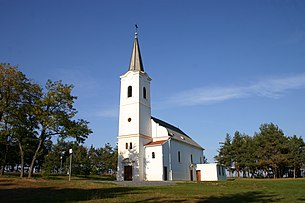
<box><xmin>151</xmin><ymin>117</ymin><xmax>204</xmax><ymax>150</ymax></box>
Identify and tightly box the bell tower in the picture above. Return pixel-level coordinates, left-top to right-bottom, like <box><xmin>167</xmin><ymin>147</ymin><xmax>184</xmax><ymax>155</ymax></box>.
<box><xmin>117</xmin><ymin>31</ymin><xmax>152</xmax><ymax>181</ymax></box>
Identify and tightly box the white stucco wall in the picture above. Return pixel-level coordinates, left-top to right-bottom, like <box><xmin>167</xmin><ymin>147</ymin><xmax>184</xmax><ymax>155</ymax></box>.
<box><xmin>119</xmin><ymin>71</ymin><xmax>152</xmax><ymax>137</ymax></box>
<box><xmin>117</xmin><ymin>70</ymin><xmax>152</xmax><ymax>181</ymax></box>
<box><xmin>195</xmin><ymin>163</ymin><xmax>227</xmax><ymax>181</ymax></box>
<box><xmin>169</xmin><ymin>139</ymin><xmax>204</xmax><ymax>181</ymax></box>
<box><xmin>145</xmin><ymin>145</ymin><xmax>163</xmax><ymax>181</ymax></box>
<box><xmin>151</xmin><ymin>119</ymin><xmax>168</xmax><ymax>140</ymax></box>
<box><xmin>117</xmin><ymin>135</ymin><xmax>151</xmax><ymax>181</ymax></box>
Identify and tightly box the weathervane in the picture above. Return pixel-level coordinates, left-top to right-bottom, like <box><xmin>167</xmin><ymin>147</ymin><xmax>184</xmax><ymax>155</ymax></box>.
<box><xmin>135</xmin><ymin>24</ymin><xmax>138</xmax><ymax>33</ymax></box>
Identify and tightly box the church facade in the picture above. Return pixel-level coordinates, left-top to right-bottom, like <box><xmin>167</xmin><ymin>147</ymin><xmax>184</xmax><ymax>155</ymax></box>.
<box><xmin>117</xmin><ymin>32</ymin><xmax>205</xmax><ymax>181</ymax></box>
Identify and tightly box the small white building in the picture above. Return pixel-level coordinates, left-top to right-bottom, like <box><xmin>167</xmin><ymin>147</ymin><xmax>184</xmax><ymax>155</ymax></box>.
<box><xmin>117</xmin><ymin>31</ymin><xmax>224</xmax><ymax>182</ymax></box>
<box><xmin>195</xmin><ymin>163</ymin><xmax>227</xmax><ymax>181</ymax></box>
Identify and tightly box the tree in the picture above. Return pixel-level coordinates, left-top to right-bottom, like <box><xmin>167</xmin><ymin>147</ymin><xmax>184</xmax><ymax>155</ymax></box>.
<box><xmin>11</xmin><ymin>79</ymin><xmax>41</xmax><ymax>177</ymax></box>
<box><xmin>0</xmin><ymin>64</ymin><xmax>33</xmax><ymax>176</ymax></box>
<box><xmin>42</xmin><ymin>139</ymin><xmax>71</xmax><ymax>175</ymax></box>
<box><xmin>71</xmin><ymin>144</ymin><xmax>91</xmax><ymax>176</ymax></box>
<box><xmin>1</xmin><ymin>64</ymin><xmax>92</xmax><ymax>177</ymax></box>
<box><xmin>255</xmin><ymin>123</ymin><xmax>288</xmax><ymax>178</ymax></box>
<box><xmin>99</xmin><ymin>143</ymin><xmax>117</xmax><ymax>174</ymax></box>
<box><xmin>27</xmin><ymin>80</ymin><xmax>92</xmax><ymax>178</ymax></box>
<box><xmin>215</xmin><ymin>133</ymin><xmax>233</xmax><ymax>177</ymax></box>
<box><xmin>241</xmin><ymin>135</ymin><xmax>257</xmax><ymax>178</ymax></box>
<box><xmin>231</xmin><ymin>131</ymin><xmax>245</xmax><ymax>178</ymax></box>
<box><xmin>287</xmin><ymin>135</ymin><xmax>305</xmax><ymax>178</ymax></box>
<box><xmin>88</xmin><ymin>145</ymin><xmax>100</xmax><ymax>175</ymax></box>
<box><xmin>230</xmin><ymin>132</ymin><xmax>258</xmax><ymax>178</ymax></box>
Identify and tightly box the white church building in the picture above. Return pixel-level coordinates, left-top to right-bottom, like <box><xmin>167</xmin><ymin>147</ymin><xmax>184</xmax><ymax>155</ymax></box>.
<box><xmin>117</xmin><ymin>31</ymin><xmax>226</xmax><ymax>182</ymax></box>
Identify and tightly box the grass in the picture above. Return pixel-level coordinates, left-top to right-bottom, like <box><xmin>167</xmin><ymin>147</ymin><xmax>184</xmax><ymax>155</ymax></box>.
<box><xmin>0</xmin><ymin>176</ymin><xmax>304</xmax><ymax>202</ymax></box>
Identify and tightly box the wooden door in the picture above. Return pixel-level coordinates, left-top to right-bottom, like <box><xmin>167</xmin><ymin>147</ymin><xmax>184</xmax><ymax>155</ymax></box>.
<box><xmin>196</xmin><ymin>170</ymin><xmax>201</xmax><ymax>182</ymax></box>
<box><xmin>124</xmin><ymin>166</ymin><xmax>132</xmax><ymax>181</ymax></box>
<box><xmin>190</xmin><ymin>169</ymin><xmax>194</xmax><ymax>181</ymax></box>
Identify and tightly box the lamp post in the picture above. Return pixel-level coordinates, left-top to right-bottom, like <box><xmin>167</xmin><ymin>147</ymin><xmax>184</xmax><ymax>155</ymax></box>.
<box><xmin>69</xmin><ymin>148</ymin><xmax>73</xmax><ymax>181</ymax></box>
<box><xmin>60</xmin><ymin>156</ymin><xmax>63</xmax><ymax>174</ymax></box>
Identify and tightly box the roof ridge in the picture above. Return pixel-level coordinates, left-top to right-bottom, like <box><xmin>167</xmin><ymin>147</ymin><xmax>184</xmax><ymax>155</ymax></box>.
<box><xmin>151</xmin><ymin>116</ymin><xmax>190</xmax><ymax>138</ymax></box>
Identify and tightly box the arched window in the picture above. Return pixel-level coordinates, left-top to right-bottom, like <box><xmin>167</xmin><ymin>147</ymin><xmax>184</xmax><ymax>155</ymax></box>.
<box><xmin>129</xmin><ymin>142</ymin><xmax>132</xmax><ymax>149</ymax></box>
<box><xmin>125</xmin><ymin>143</ymin><xmax>128</xmax><ymax>149</ymax></box>
<box><xmin>152</xmin><ymin>152</ymin><xmax>155</xmax><ymax>159</ymax></box>
<box><xmin>143</xmin><ymin>87</ymin><xmax>147</xmax><ymax>99</ymax></box>
<box><xmin>128</xmin><ymin>86</ymin><xmax>132</xmax><ymax>98</ymax></box>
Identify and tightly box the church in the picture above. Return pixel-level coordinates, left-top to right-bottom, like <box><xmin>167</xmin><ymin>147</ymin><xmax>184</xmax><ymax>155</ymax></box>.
<box><xmin>117</xmin><ymin>31</ymin><xmax>224</xmax><ymax>181</ymax></box>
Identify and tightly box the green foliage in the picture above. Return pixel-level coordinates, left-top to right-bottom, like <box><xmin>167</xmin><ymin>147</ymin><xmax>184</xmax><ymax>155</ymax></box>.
<box><xmin>42</xmin><ymin>140</ymin><xmax>118</xmax><ymax>177</ymax></box>
<box><xmin>216</xmin><ymin>123</ymin><xmax>305</xmax><ymax>178</ymax></box>
<box><xmin>287</xmin><ymin>135</ymin><xmax>305</xmax><ymax>178</ymax></box>
<box><xmin>0</xmin><ymin>64</ymin><xmax>92</xmax><ymax>178</ymax></box>
<box><xmin>255</xmin><ymin>123</ymin><xmax>289</xmax><ymax>178</ymax></box>
<box><xmin>0</xmin><ymin>63</ymin><xmax>38</xmax><ymax>176</ymax></box>
<box><xmin>215</xmin><ymin>133</ymin><xmax>233</xmax><ymax>174</ymax></box>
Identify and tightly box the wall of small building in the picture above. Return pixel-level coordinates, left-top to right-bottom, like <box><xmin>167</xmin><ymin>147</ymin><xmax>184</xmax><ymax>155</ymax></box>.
<box><xmin>145</xmin><ymin>145</ymin><xmax>163</xmax><ymax>181</ymax></box>
<box><xmin>195</xmin><ymin>163</ymin><xmax>227</xmax><ymax>181</ymax></box>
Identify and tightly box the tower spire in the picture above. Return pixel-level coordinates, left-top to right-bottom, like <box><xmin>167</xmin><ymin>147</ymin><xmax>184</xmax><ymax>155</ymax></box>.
<box><xmin>129</xmin><ymin>26</ymin><xmax>144</xmax><ymax>72</ymax></box>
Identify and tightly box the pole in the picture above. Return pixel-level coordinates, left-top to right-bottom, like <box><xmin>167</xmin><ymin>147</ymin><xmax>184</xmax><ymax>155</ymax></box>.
<box><xmin>69</xmin><ymin>149</ymin><xmax>73</xmax><ymax>181</ymax></box>
<box><xmin>60</xmin><ymin>156</ymin><xmax>63</xmax><ymax>174</ymax></box>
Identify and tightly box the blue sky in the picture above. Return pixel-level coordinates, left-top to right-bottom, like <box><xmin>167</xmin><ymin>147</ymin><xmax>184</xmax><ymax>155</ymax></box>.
<box><xmin>1</xmin><ymin>0</ymin><xmax>305</xmax><ymax>162</ymax></box>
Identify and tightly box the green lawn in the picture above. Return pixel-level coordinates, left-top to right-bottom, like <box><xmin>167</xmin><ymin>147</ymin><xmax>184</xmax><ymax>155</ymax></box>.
<box><xmin>0</xmin><ymin>177</ymin><xmax>304</xmax><ymax>202</ymax></box>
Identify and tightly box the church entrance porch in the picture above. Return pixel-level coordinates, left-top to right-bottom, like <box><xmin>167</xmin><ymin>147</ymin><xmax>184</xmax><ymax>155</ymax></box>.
<box><xmin>124</xmin><ymin>165</ymin><xmax>133</xmax><ymax>181</ymax></box>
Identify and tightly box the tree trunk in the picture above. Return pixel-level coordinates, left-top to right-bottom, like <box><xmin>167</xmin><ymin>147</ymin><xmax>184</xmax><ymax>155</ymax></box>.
<box><xmin>1</xmin><ymin>135</ymin><xmax>9</xmax><ymax>175</ymax></box>
<box><xmin>28</xmin><ymin>138</ymin><xmax>43</xmax><ymax>178</ymax></box>
<box><xmin>0</xmin><ymin>143</ymin><xmax>9</xmax><ymax>175</ymax></box>
<box><xmin>18</xmin><ymin>142</ymin><xmax>24</xmax><ymax>178</ymax></box>
<box><xmin>237</xmin><ymin>165</ymin><xmax>240</xmax><ymax>178</ymax></box>
<box><xmin>293</xmin><ymin>163</ymin><xmax>296</xmax><ymax>179</ymax></box>
<box><xmin>0</xmin><ymin>165</ymin><xmax>4</xmax><ymax>175</ymax></box>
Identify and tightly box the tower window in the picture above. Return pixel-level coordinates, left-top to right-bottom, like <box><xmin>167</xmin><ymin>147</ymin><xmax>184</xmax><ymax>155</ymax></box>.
<box><xmin>152</xmin><ymin>152</ymin><xmax>155</xmax><ymax>159</ymax></box>
<box><xmin>143</xmin><ymin>87</ymin><xmax>147</xmax><ymax>99</ymax></box>
<box><xmin>178</xmin><ymin>151</ymin><xmax>181</xmax><ymax>163</ymax></box>
<box><xmin>125</xmin><ymin>143</ymin><xmax>128</xmax><ymax>149</ymax></box>
<box><xmin>191</xmin><ymin>154</ymin><xmax>193</xmax><ymax>163</ymax></box>
<box><xmin>128</xmin><ymin>86</ymin><xmax>132</xmax><ymax>97</ymax></box>
<box><xmin>129</xmin><ymin>142</ymin><xmax>132</xmax><ymax>149</ymax></box>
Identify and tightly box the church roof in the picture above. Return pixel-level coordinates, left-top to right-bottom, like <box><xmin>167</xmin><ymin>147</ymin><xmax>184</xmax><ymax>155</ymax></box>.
<box><xmin>128</xmin><ymin>32</ymin><xmax>144</xmax><ymax>72</ymax></box>
<box><xmin>145</xmin><ymin>140</ymin><xmax>168</xmax><ymax>147</ymax></box>
<box><xmin>151</xmin><ymin>117</ymin><xmax>204</xmax><ymax>150</ymax></box>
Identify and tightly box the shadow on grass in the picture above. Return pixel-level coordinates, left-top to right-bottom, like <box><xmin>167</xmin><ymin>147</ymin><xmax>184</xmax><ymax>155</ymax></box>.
<box><xmin>197</xmin><ymin>191</ymin><xmax>282</xmax><ymax>203</ymax></box>
<box><xmin>76</xmin><ymin>174</ymin><xmax>116</xmax><ymax>181</ymax></box>
<box><xmin>0</xmin><ymin>178</ymin><xmax>17</xmax><ymax>188</ymax></box>
<box><xmin>0</xmin><ymin>186</ymin><xmax>142</xmax><ymax>202</ymax></box>
<box><xmin>104</xmin><ymin>191</ymin><xmax>281</xmax><ymax>203</ymax></box>
<box><xmin>134</xmin><ymin>198</ymin><xmax>188</xmax><ymax>203</ymax></box>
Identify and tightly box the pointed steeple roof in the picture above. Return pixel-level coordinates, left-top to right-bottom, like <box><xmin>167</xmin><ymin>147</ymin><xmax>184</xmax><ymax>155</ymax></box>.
<box><xmin>129</xmin><ymin>32</ymin><xmax>144</xmax><ymax>72</ymax></box>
